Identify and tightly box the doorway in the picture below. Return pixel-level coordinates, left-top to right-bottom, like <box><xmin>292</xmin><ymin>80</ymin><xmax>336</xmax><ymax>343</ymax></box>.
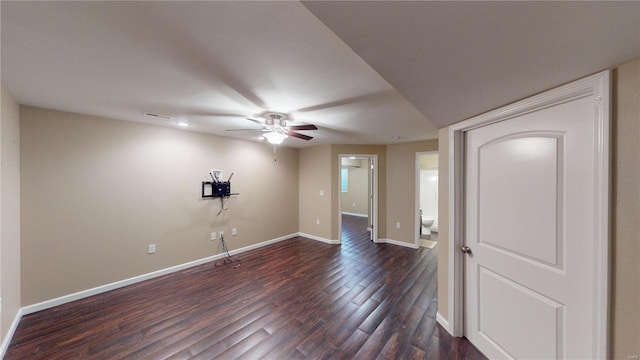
<box><xmin>415</xmin><ymin>152</ymin><xmax>439</xmax><ymax>249</ymax></box>
<box><xmin>338</xmin><ymin>154</ymin><xmax>377</xmax><ymax>244</ymax></box>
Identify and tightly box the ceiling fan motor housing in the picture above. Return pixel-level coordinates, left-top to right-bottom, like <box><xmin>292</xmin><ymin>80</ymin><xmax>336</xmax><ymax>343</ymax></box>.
<box><xmin>263</xmin><ymin>112</ymin><xmax>287</xmax><ymax>128</ymax></box>
<box><xmin>226</xmin><ymin>111</ymin><xmax>316</xmax><ymax>141</ymax></box>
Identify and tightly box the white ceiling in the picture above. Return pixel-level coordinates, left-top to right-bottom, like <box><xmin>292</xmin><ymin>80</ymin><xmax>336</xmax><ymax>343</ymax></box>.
<box><xmin>2</xmin><ymin>1</ymin><xmax>638</xmax><ymax>148</ymax></box>
<box><xmin>303</xmin><ymin>1</ymin><xmax>640</xmax><ymax>127</ymax></box>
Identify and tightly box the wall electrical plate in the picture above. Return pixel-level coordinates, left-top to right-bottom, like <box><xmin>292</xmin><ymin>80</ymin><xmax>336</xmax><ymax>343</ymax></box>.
<box><xmin>211</xmin><ymin>169</ymin><xmax>222</xmax><ymax>180</ymax></box>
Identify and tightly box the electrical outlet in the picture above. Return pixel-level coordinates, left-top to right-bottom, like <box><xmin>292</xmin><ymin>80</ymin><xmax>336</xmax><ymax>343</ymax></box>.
<box><xmin>353</xmin><ymin>202</ymin><xmax>356</xmax><ymax>207</ymax></box>
<box><xmin>316</xmin><ymin>218</ymin><xmax>320</xmax><ymax>225</ymax></box>
<box><xmin>211</xmin><ymin>169</ymin><xmax>222</xmax><ymax>178</ymax></box>
<box><xmin>220</xmin><ymin>231</ymin><xmax>224</xmax><ymax>238</ymax></box>
<box><xmin>148</xmin><ymin>244</ymin><xmax>156</xmax><ymax>254</ymax></box>
<box><xmin>210</xmin><ymin>232</ymin><xmax>216</xmax><ymax>240</ymax></box>
<box><xmin>232</xmin><ymin>228</ymin><xmax>237</xmax><ymax>236</ymax></box>
<box><xmin>396</xmin><ymin>222</ymin><xmax>401</xmax><ymax>229</ymax></box>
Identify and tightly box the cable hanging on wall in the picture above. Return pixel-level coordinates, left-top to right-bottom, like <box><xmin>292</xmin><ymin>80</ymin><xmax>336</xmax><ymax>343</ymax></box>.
<box><xmin>215</xmin><ymin>232</ymin><xmax>241</xmax><ymax>268</ymax></box>
<box><xmin>201</xmin><ymin>170</ymin><xmax>241</xmax><ymax>268</ymax></box>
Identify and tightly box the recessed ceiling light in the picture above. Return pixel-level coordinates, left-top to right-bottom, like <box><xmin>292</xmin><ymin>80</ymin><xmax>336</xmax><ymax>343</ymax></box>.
<box><xmin>176</xmin><ymin>121</ymin><xmax>189</xmax><ymax>127</ymax></box>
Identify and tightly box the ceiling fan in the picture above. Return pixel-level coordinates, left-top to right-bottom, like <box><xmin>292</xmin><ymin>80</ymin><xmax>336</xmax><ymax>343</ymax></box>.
<box><xmin>225</xmin><ymin>112</ymin><xmax>318</xmax><ymax>144</ymax></box>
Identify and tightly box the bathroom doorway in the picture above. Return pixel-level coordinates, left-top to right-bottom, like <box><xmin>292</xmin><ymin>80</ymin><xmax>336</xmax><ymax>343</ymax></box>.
<box><xmin>339</xmin><ymin>154</ymin><xmax>378</xmax><ymax>244</ymax></box>
<box><xmin>416</xmin><ymin>152</ymin><xmax>438</xmax><ymax>248</ymax></box>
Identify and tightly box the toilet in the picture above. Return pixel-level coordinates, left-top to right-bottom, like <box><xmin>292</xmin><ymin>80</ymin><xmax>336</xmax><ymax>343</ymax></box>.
<box><xmin>421</xmin><ymin>216</ymin><xmax>434</xmax><ymax>235</ymax></box>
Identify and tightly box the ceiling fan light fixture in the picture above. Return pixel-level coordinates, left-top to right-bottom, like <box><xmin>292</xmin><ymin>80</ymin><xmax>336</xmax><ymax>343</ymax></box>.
<box><xmin>263</xmin><ymin>131</ymin><xmax>288</xmax><ymax>144</ymax></box>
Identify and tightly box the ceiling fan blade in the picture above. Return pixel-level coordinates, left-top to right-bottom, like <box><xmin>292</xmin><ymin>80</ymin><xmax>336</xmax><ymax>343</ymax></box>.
<box><xmin>225</xmin><ymin>128</ymin><xmax>264</xmax><ymax>132</ymax></box>
<box><xmin>287</xmin><ymin>124</ymin><xmax>318</xmax><ymax>131</ymax></box>
<box><xmin>294</xmin><ymin>89</ymin><xmax>396</xmax><ymax>113</ymax></box>
<box><xmin>246</xmin><ymin>117</ymin><xmax>264</xmax><ymax>125</ymax></box>
<box><xmin>287</xmin><ymin>131</ymin><xmax>313</xmax><ymax>141</ymax></box>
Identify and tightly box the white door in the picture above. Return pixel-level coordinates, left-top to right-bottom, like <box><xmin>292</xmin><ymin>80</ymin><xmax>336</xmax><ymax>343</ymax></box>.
<box><xmin>464</xmin><ymin>94</ymin><xmax>605</xmax><ymax>359</ymax></box>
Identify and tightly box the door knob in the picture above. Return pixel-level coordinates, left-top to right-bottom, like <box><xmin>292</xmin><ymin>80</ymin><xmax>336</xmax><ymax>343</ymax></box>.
<box><xmin>460</xmin><ymin>245</ymin><xmax>472</xmax><ymax>254</ymax></box>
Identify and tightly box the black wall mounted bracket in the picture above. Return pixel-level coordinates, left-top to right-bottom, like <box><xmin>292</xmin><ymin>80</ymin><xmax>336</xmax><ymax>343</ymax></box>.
<box><xmin>201</xmin><ymin>171</ymin><xmax>238</xmax><ymax>216</ymax></box>
<box><xmin>201</xmin><ymin>171</ymin><xmax>239</xmax><ymax>199</ymax></box>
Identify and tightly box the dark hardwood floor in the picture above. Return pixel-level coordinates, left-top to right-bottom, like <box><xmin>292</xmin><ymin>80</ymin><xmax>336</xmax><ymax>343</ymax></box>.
<box><xmin>7</xmin><ymin>215</ymin><xmax>486</xmax><ymax>359</ymax></box>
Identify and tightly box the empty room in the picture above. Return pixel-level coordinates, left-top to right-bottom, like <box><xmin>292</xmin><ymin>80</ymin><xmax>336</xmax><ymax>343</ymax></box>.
<box><xmin>1</xmin><ymin>2</ymin><xmax>638</xmax><ymax>359</ymax></box>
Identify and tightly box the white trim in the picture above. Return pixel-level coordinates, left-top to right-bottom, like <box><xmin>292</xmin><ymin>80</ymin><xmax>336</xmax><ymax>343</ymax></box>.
<box><xmin>445</xmin><ymin>125</ymin><xmax>465</xmax><ymax>337</ymax></box>
<box><xmin>227</xmin><ymin>233</ymin><xmax>297</xmax><ymax>256</ymax></box>
<box><xmin>340</xmin><ymin>211</ymin><xmax>368</xmax><ymax>218</ymax></box>
<box><xmin>22</xmin><ymin>233</ymin><xmax>298</xmax><ymax>315</ymax></box>
<box><xmin>447</xmin><ymin>71</ymin><xmax>610</xmax><ymax>358</ymax></box>
<box><xmin>592</xmin><ymin>71</ymin><xmax>611</xmax><ymax>359</ymax></box>
<box><xmin>436</xmin><ymin>311</ymin><xmax>450</xmax><ymax>332</ymax></box>
<box><xmin>298</xmin><ymin>232</ymin><xmax>340</xmax><ymax>245</ymax></box>
<box><xmin>1</xmin><ymin>308</ymin><xmax>23</xmax><ymax>359</ymax></box>
<box><xmin>376</xmin><ymin>238</ymin><xmax>420</xmax><ymax>249</ymax></box>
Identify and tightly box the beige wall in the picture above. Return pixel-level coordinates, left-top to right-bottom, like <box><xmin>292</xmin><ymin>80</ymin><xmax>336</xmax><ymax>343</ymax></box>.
<box><xmin>302</xmin><ymin>142</ymin><xmax>435</xmax><ymax>244</ymax></box>
<box><xmin>610</xmin><ymin>59</ymin><xmax>640</xmax><ymax>360</ymax></box>
<box><xmin>386</xmin><ymin>140</ymin><xmax>438</xmax><ymax>244</ymax></box>
<box><xmin>1</xmin><ymin>85</ymin><xmax>21</xmax><ymax>343</ymax></box>
<box><xmin>437</xmin><ymin>59</ymin><xmax>640</xmax><ymax>359</ymax></box>
<box><xmin>21</xmin><ymin>106</ymin><xmax>299</xmax><ymax>305</ymax></box>
<box><xmin>340</xmin><ymin>159</ymin><xmax>369</xmax><ymax>216</ymax></box>
<box><xmin>299</xmin><ymin>145</ymin><xmax>333</xmax><ymax>240</ymax></box>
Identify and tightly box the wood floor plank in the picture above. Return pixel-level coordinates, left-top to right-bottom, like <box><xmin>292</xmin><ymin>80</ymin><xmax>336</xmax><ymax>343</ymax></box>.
<box><xmin>352</xmin><ymin>315</ymin><xmax>400</xmax><ymax>360</ymax></box>
<box><xmin>6</xmin><ymin>215</ymin><xmax>486</xmax><ymax>359</ymax></box>
<box><xmin>214</xmin><ymin>329</ymin><xmax>270</xmax><ymax>359</ymax></box>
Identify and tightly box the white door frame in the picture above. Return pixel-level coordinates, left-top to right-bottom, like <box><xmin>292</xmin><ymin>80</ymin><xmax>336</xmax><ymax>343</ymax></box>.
<box><xmin>445</xmin><ymin>71</ymin><xmax>610</xmax><ymax>358</ymax></box>
<box><xmin>338</xmin><ymin>154</ymin><xmax>378</xmax><ymax>243</ymax></box>
<box><xmin>415</xmin><ymin>151</ymin><xmax>438</xmax><ymax>247</ymax></box>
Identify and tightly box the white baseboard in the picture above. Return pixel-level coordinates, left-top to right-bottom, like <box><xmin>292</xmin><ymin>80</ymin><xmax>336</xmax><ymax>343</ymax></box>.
<box><xmin>1</xmin><ymin>308</ymin><xmax>23</xmax><ymax>359</ymax></box>
<box><xmin>436</xmin><ymin>311</ymin><xmax>452</xmax><ymax>334</ymax></box>
<box><xmin>21</xmin><ymin>233</ymin><xmax>298</xmax><ymax>315</ymax></box>
<box><xmin>341</xmin><ymin>211</ymin><xmax>368</xmax><ymax>218</ymax></box>
<box><xmin>297</xmin><ymin>232</ymin><xmax>340</xmax><ymax>245</ymax></box>
<box><xmin>226</xmin><ymin>233</ymin><xmax>296</xmax><ymax>256</ymax></box>
<box><xmin>376</xmin><ymin>238</ymin><xmax>420</xmax><ymax>249</ymax></box>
